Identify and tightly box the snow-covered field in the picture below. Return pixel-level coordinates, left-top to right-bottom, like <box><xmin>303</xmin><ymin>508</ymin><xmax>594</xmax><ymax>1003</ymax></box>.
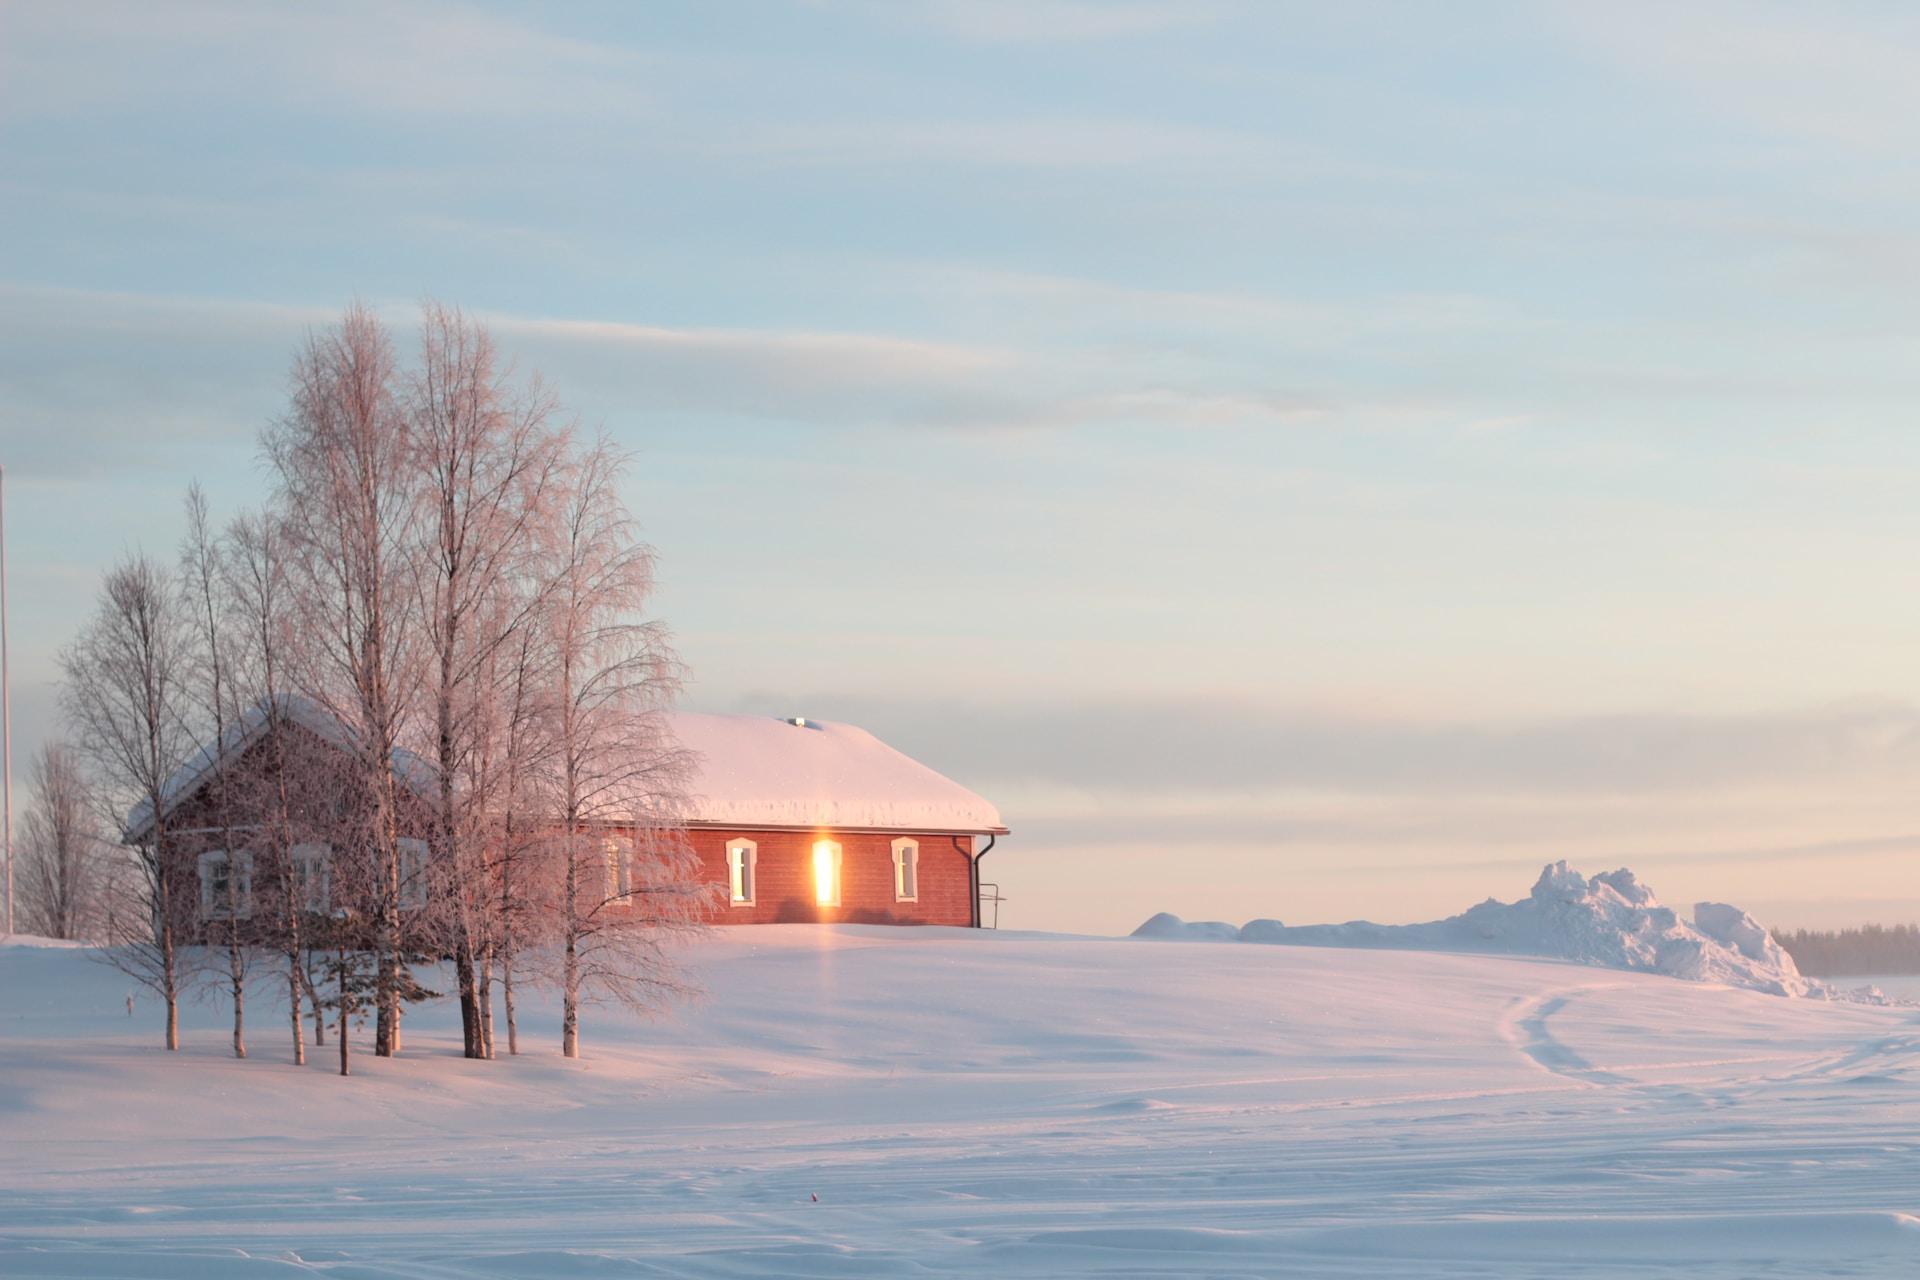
<box><xmin>6</xmin><ymin>927</ymin><xmax>1920</xmax><ymax>1278</ymax></box>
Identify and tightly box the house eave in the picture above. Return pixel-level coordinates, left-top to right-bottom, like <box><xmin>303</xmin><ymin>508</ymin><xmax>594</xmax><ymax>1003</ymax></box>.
<box><xmin>680</xmin><ymin>818</ymin><xmax>1010</xmax><ymax>838</ymax></box>
<box><xmin>126</xmin><ymin>813</ymin><xmax>1012</xmax><ymax>844</ymax></box>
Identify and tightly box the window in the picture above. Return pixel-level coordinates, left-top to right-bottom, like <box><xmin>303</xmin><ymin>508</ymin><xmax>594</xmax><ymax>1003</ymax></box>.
<box><xmin>198</xmin><ymin>850</ymin><xmax>254</xmax><ymax>919</ymax></box>
<box><xmin>291</xmin><ymin>843</ymin><xmax>330</xmax><ymax>913</ymax></box>
<box><xmin>892</xmin><ymin>838</ymin><xmax>919</xmax><ymax>902</ymax></box>
<box><xmin>812</xmin><ymin>839</ymin><xmax>842</xmax><ymax>908</ymax></box>
<box><xmin>397</xmin><ymin>838</ymin><xmax>430</xmax><ymax>910</ymax></box>
<box><xmin>605</xmin><ymin>837</ymin><xmax>635</xmax><ymax>902</ymax></box>
<box><xmin>726</xmin><ymin>839</ymin><xmax>757</xmax><ymax>906</ymax></box>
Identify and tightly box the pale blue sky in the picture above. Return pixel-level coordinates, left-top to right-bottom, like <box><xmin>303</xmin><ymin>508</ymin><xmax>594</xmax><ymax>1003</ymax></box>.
<box><xmin>8</xmin><ymin>1</ymin><xmax>1920</xmax><ymax>933</ymax></box>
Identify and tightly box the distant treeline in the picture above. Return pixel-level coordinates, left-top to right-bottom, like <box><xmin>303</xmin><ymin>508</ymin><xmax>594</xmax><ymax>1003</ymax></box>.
<box><xmin>1772</xmin><ymin>925</ymin><xmax>1920</xmax><ymax>976</ymax></box>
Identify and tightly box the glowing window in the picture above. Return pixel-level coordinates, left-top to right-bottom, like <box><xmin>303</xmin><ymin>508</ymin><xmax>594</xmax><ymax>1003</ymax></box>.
<box><xmin>812</xmin><ymin>839</ymin><xmax>842</xmax><ymax>908</ymax></box>
<box><xmin>605</xmin><ymin>837</ymin><xmax>635</xmax><ymax>901</ymax></box>
<box><xmin>892</xmin><ymin>838</ymin><xmax>919</xmax><ymax>902</ymax></box>
<box><xmin>291</xmin><ymin>843</ymin><xmax>330</xmax><ymax>913</ymax></box>
<box><xmin>727</xmin><ymin>839</ymin><xmax>757</xmax><ymax>905</ymax></box>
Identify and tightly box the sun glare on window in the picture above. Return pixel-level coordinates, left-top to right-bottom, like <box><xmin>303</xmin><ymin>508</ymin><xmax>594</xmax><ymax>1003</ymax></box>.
<box><xmin>813</xmin><ymin>840</ymin><xmax>838</xmax><ymax>906</ymax></box>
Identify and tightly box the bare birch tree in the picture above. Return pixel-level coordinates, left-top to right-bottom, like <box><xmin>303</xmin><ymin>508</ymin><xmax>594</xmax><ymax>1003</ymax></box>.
<box><xmin>60</xmin><ymin>553</ymin><xmax>198</xmax><ymax>1049</ymax></box>
<box><xmin>15</xmin><ymin>743</ymin><xmax>109</xmax><ymax>941</ymax></box>
<box><xmin>487</xmin><ymin>622</ymin><xmax>553</xmax><ymax>1056</ymax></box>
<box><xmin>180</xmin><ymin>484</ymin><xmax>252</xmax><ymax>1059</ymax></box>
<box><xmin>263</xmin><ymin>303</ymin><xmax>426</xmax><ymax>1058</ymax></box>
<box><xmin>408</xmin><ymin>300</ymin><xmax>566</xmax><ymax>1058</ymax></box>
<box><xmin>534</xmin><ymin>437</ymin><xmax>708</xmax><ymax>1059</ymax></box>
<box><xmin>225</xmin><ymin>509</ymin><xmax>320</xmax><ymax>1066</ymax></box>
<box><xmin>453</xmin><ymin>595</ymin><xmax>545</xmax><ymax>1058</ymax></box>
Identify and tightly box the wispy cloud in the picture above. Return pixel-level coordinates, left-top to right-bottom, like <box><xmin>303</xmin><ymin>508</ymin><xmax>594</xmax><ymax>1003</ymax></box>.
<box><xmin>484</xmin><ymin>311</ymin><xmax>1011</xmax><ymax>381</ymax></box>
<box><xmin>769</xmin><ymin>691</ymin><xmax>1920</xmax><ymax>797</ymax></box>
<box><xmin>728</xmin><ymin>115</ymin><xmax>1267</xmax><ymax>169</ymax></box>
<box><xmin>1557</xmin><ymin>1</ymin><xmax>1920</xmax><ymax>151</ymax></box>
<box><xmin>0</xmin><ymin>283</ymin><xmax>1370</xmax><ymax>470</ymax></box>
<box><xmin>806</xmin><ymin>0</ymin><xmax>1231</xmax><ymax>44</ymax></box>
<box><xmin>478</xmin><ymin>309</ymin><xmax>1339</xmax><ymax>433</ymax></box>
<box><xmin>900</xmin><ymin>263</ymin><xmax>1518</xmax><ymax>346</ymax></box>
<box><xmin>0</xmin><ymin>0</ymin><xmax>655</xmax><ymax>121</ymax></box>
<box><xmin>0</xmin><ymin>285</ymin><xmax>334</xmax><ymax>475</ymax></box>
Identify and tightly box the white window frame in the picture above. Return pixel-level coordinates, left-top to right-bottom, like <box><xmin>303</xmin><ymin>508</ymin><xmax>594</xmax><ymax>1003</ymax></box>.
<box><xmin>891</xmin><ymin>837</ymin><xmax>919</xmax><ymax>903</ymax></box>
<box><xmin>726</xmin><ymin>838</ymin><xmax>757</xmax><ymax>906</ymax></box>
<box><xmin>397</xmin><ymin>837</ymin><xmax>430</xmax><ymax>910</ymax></box>
<box><xmin>812</xmin><ymin>839</ymin><xmax>843</xmax><ymax>908</ymax></box>
<box><xmin>605</xmin><ymin>836</ymin><xmax>635</xmax><ymax>902</ymax></box>
<box><xmin>290</xmin><ymin>842</ymin><xmax>331</xmax><ymax>914</ymax></box>
<box><xmin>198</xmin><ymin>849</ymin><xmax>255</xmax><ymax>920</ymax></box>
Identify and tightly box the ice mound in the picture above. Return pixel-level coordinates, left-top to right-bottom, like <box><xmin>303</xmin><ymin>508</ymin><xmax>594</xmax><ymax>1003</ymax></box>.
<box><xmin>1134</xmin><ymin>861</ymin><xmax>1825</xmax><ymax>998</ymax></box>
<box><xmin>1131</xmin><ymin>912</ymin><xmax>1242</xmax><ymax>941</ymax></box>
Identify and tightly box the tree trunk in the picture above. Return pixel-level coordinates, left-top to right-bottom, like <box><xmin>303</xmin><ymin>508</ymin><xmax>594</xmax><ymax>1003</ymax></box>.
<box><xmin>307</xmin><ymin>962</ymin><xmax>326</xmax><ymax>1047</ymax></box>
<box><xmin>375</xmin><ymin>920</ymin><xmax>396</xmax><ymax>1057</ymax></box>
<box><xmin>337</xmin><ymin>951</ymin><xmax>351</xmax><ymax>1077</ymax></box>
<box><xmin>373</xmin><ymin>735</ymin><xmax>401</xmax><ymax>1058</ymax></box>
<box><xmin>477</xmin><ymin>949</ymin><xmax>494</xmax><ymax>1059</ymax></box>
<box><xmin>562</xmin><ymin>822</ymin><xmax>580</xmax><ymax>1059</ymax></box>
<box><xmin>501</xmin><ymin>850</ymin><xmax>518</xmax><ymax>1055</ymax></box>
<box><xmin>275</xmin><ymin>738</ymin><xmax>303</xmax><ymax>1065</ymax></box>
<box><xmin>159</xmin><ymin>907</ymin><xmax>180</xmax><ymax>1052</ymax></box>
<box><xmin>503</xmin><ymin>958</ymin><xmax>519</xmax><ymax>1056</ymax></box>
<box><xmin>455</xmin><ymin>938</ymin><xmax>481</xmax><ymax>1059</ymax></box>
<box><xmin>439</xmin><ymin>681</ymin><xmax>484</xmax><ymax>1058</ymax></box>
<box><xmin>229</xmin><ymin>932</ymin><xmax>247</xmax><ymax>1060</ymax></box>
<box><xmin>562</xmin><ymin>934</ymin><xmax>579</xmax><ymax>1059</ymax></box>
<box><xmin>287</xmin><ymin>959</ymin><xmax>306</xmax><ymax>1067</ymax></box>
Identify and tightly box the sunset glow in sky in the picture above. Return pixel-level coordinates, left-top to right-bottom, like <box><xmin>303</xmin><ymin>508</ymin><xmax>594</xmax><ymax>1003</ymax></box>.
<box><xmin>7</xmin><ymin>2</ymin><xmax>1920</xmax><ymax>932</ymax></box>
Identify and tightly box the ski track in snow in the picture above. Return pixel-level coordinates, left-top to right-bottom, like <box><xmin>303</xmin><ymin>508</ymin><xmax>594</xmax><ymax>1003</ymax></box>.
<box><xmin>5</xmin><ymin>928</ymin><xmax>1920</xmax><ymax>1278</ymax></box>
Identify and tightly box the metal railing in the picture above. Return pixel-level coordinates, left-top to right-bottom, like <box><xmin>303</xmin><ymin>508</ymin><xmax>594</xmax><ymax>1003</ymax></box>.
<box><xmin>978</xmin><ymin>882</ymin><xmax>1005</xmax><ymax>930</ymax></box>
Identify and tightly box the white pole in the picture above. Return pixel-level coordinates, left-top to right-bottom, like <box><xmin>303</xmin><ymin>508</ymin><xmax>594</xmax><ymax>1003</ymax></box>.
<box><xmin>1</xmin><ymin>462</ymin><xmax>11</xmax><ymax>936</ymax></box>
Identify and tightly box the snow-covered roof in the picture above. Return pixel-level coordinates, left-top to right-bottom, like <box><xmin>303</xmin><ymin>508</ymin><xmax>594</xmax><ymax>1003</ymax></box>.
<box><xmin>124</xmin><ymin>694</ymin><xmax>435</xmax><ymax>843</ymax></box>
<box><xmin>672</xmin><ymin>713</ymin><xmax>1004</xmax><ymax>834</ymax></box>
<box><xmin>126</xmin><ymin>702</ymin><xmax>1004</xmax><ymax>841</ymax></box>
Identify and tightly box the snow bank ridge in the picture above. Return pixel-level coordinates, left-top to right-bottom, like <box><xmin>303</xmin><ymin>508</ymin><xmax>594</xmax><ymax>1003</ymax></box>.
<box><xmin>1133</xmin><ymin>861</ymin><xmax>1830</xmax><ymax>998</ymax></box>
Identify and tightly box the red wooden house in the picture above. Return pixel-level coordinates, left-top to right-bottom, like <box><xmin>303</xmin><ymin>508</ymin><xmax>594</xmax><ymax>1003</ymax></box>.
<box><xmin>668</xmin><ymin>713</ymin><xmax>1006</xmax><ymax>927</ymax></box>
<box><xmin>125</xmin><ymin>699</ymin><xmax>1007</xmax><ymax>934</ymax></box>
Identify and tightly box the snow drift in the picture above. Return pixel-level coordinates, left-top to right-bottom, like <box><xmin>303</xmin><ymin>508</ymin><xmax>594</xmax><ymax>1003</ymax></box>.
<box><xmin>1134</xmin><ymin>861</ymin><xmax>1823</xmax><ymax>997</ymax></box>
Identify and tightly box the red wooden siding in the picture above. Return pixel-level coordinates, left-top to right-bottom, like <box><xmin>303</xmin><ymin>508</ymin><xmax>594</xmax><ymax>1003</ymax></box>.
<box><xmin>686</xmin><ymin>828</ymin><xmax>976</xmax><ymax>926</ymax></box>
